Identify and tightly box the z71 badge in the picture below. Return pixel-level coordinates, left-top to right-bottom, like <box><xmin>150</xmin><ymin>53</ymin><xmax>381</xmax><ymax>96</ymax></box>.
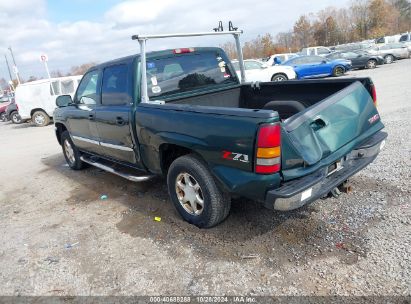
<box><xmin>222</xmin><ymin>151</ymin><xmax>249</xmax><ymax>163</ymax></box>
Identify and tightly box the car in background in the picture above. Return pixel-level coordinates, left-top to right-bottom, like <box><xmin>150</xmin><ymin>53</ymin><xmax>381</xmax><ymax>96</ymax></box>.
<box><xmin>375</xmin><ymin>35</ymin><xmax>401</xmax><ymax>44</ymax></box>
<box><xmin>231</xmin><ymin>59</ymin><xmax>296</xmax><ymax>82</ymax></box>
<box><xmin>367</xmin><ymin>43</ymin><xmax>410</xmax><ymax>63</ymax></box>
<box><xmin>5</xmin><ymin>101</ymin><xmax>23</xmax><ymax>124</ymax></box>
<box><xmin>326</xmin><ymin>51</ymin><xmax>384</xmax><ymax>69</ymax></box>
<box><xmin>282</xmin><ymin>55</ymin><xmax>352</xmax><ymax>79</ymax></box>
<box><xmin>0</xmin><ymin>95</ymin><xmax>12</xmax><ymax>122</ymax></box>
<box><xmin>399</xmin><ymin>32</ymin><xmax>411</xmax><ymax>52</ymax></box>
<box><xmin>299</xmin><ymin>46</ymin><xmax>332</xmax><ymax>56</ymax></box>
<box><xmin>263</xmin><ymin>53</ymin><xmax>298</xmax><ymax>66</ymax></box>
<box><xmin>16</xmin><ymin>75</ymin><xmax>82</xmax><ymax>126</ymax></box>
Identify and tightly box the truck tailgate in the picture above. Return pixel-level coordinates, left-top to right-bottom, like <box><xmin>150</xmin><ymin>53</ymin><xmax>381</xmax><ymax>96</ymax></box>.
<box><xmin>283</xmin><ymin>81</ymin><xmax>384</xmax><ymax>166</ymax></box>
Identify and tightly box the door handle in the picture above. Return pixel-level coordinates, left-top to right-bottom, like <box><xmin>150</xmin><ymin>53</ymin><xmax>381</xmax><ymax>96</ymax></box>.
<box><xmin>88</xmin><ymin>114</ymin><xmax>94</xmax><ymax>120</ymax></box>
<box><xmin>116</xmin><ymin>117</ymin><xmax>125</xmax><ymax>125</ymax></box>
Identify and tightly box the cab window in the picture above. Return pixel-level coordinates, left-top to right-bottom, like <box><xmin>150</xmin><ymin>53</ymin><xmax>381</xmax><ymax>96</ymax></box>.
<box><xmin>102</xmin><ymin>64</ymin><xmax>130</xmax><ymax>106</ymax></box>
<box><xmin>75</xmin><ymin>70</ymin><xmax>100</xmax><ymax>105</ymax></box>
<box><xmin>244</xmin><ymin>61</ymin><xmax>262</xmax><ymax>70</ymax></box>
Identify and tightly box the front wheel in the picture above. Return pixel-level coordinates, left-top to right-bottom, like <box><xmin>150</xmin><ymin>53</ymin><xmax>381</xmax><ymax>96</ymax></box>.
<box><xmin>0</xmin><ymin>112</ymin><xmax>6</xmax><ymax>122</ymax></box>
<box><xmin>271</xmin><ymin>74</ymin><xmax>288</xmax><ymax>82</ymax></box>
<box><xmin>167</xmin><ymin>154</ymin><xmax>231</xmax><ymax>228</ymax></box>
<box><xmin>384</xmin><ymin>54</ymin><xmax>394</xmax><ymax>64</ymax></box>
<box><xmin>332</xmin><ymin>66</ymin><xmax>345</xmax><ymax>77</ymax></box>
<box><xmin>10</xmin><ymin>111</ymin><xmax>22</xmax><ymax>124</ymax></box>
<box><xmin>61</xmin><ymin>131</ymin><xmax>85</xmax><ymax>170</ymax></box>
<box><xmin>32</xmin><ymin>110</ymin><xmax>50</xmax><ymax>127</ymax></box>
<box><xmin>366</xmin><ymin>59</ymin><xmax>377</xmax><ymax>69</ymax></box>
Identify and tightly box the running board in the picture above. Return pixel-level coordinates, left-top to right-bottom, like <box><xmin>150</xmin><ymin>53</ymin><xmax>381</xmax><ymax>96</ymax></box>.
<box><xmin>80</xmin><ymin>156</ymin><xmax>154</xmax><ymax>182</ymax></box>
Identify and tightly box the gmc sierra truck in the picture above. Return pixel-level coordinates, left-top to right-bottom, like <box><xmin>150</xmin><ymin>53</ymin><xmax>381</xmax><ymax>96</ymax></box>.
<box><xmin>54</xmin><ymin>29</ymin><xmax>387</xmax><ymax>228</ymax></box>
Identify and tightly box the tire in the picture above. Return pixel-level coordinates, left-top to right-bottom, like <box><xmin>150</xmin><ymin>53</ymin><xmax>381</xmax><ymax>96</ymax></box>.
<box><xmin>61</xmin><ymin>131</ymin><xmax>85</xmax><ymax>170</ymax></box>
<box><xmin>366</xmin><ymin>59</ymin><xmax>377</xmax><ymax>69</ymax></box>
<box><xmin>332</xmin><ymin>66</ymin><xmax>345</xmax><ymax>77</ymax></box>
<box><xmin>384</xmin><ymin>54</ymin><xmax>394</xmax><ymax>64</ymax></box>
<box><xmin>167</xmin><ymin>154</ymin><xmax>231</xmax><ymax>228</ymax></box>
<box><xmin>0</xmin><ymin>112</ymin><xmax>6</xmax><ymax>122</ymax></box>
<box><xmin>271</xmin><ymin>73</ymin><xmax>288</xmax><ymax>82</ymax></box>
<box><xmin>10</xmin><ymin>111</ymin><xmax>22</xmax><ymax>124</ymax></box>
<box><xmin>32</xmin><ymin>110</ymin><xmax>50</xmax><ymax>127</ymax></box>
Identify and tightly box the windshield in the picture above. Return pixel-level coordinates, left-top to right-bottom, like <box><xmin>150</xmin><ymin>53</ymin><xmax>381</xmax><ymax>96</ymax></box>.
<box><xmin>146</xmin><ymin>51</ymin><xmax>237</xmax><ymax>99</ymax></box>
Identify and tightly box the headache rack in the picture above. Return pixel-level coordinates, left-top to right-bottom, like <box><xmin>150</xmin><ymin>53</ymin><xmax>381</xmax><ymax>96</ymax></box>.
<box><xmin>131</xmin><ymin>22</ymin><xmax>246</xmax><ymax>103</ymax></box>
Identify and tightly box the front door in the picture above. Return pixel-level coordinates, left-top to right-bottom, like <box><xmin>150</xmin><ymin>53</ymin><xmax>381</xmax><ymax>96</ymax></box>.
<box><xmin>94</xmin><ymin>63</ymin><xmax>138</xmax><ymax>165</ymax></box>
<box><xmin>67</xmin><ymin>69</ymin><xmax>102</xmax><ymax>155</ymax></box>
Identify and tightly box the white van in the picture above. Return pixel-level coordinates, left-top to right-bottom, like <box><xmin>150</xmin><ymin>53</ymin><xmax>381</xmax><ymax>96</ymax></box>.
<box><xmin>16</xmin><ymin>75</ymin><xmax>82</xmax><ymax>126</ymax></box>
<box><xmin>375</xmin><ymin>35</ymin><xmax>401</xmax><ymax>44</ymax></box>
<box><xmin>299</xmin><ymin>46</ymin><xmax>332</xmax><ymax>56</ymax></box>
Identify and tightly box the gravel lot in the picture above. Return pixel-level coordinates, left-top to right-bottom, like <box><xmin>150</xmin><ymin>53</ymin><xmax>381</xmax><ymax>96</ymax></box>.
<box><xmin>0</xmin><ymin>59</ymin><xmax>410</xmax><ymax>297</ymax></box>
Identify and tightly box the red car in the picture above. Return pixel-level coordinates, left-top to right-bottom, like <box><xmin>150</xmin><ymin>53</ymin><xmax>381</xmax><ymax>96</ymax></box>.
<box><xmin>0</xmin><ymin>96</ymin><xmax>12</xmax><ymax>121</ymax></box>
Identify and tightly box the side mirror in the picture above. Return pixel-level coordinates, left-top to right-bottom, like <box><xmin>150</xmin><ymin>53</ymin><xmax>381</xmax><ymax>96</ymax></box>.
<box><xmin>56</xmin><ymin>95</ymin><xmax>73</xmax><ymax>107</ymax></box>
<box><xmin>321</xmin><ymin>60</ymin><xmax>327</xmax><ymax>64</ymax></box>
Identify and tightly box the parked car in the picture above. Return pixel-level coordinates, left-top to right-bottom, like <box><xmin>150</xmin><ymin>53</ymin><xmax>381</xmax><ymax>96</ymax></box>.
<box><xmin>326</xmin><ymin>51</ymin><xmax>384</xmax><ymax>69</ymax></box>
<box><xmin>0</xmin><ymin>95</ymin><xmax>12</xmax><ymax>122</ymax></box>
<box><xmin>231</xmin><ymin>59</ymin><xmax>296</xmax><ymax>82</ymax></box>
<box><xmin>367</xmin><ymin>43</ymin><xmax>410</xmax><ymax>63</ymax></box>
<box><xmin>375</xmin><ymin>35</ymin><xmax>401</xmax><ymax>44</ymax></box>
<box><xmin>53</xmin><ymin>30</ymin><xmax>386</xmax><ymax>228</ymax></box>
<box><xmin>282</xmin><ymin>55</ymin><xmax>352</xmax><ymax>79</ymax></box>
<box><xmin>5</xmin><ymin>101</ymin><xmax>23</xmax><ymax>124</ymax></box>
<box><xmin>16</xmin><ymin>75</ymin><xmax>82</xmax><ymax>126</ymax></box>
<box><xmin>263</xmin><ymin>53</ymin><xmax>298</xmax><ymax>66</ymax></box>
<box><xmin>299</xmin><ymin>46</ymin><xmax>332</xmax><ymax>56</ymax></box>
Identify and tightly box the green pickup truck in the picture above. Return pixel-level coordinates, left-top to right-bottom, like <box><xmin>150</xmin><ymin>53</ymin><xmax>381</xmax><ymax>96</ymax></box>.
<box><xmin>54</xmin><ymin>30</ymin><xmax>386</xmax><ymax>228</ymax></box>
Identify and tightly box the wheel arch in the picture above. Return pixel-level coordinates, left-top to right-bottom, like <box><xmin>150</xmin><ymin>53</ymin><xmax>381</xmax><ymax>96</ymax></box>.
<box><xmin>159</xmin><ymin>143</ymin><xmax>204</xmax><ymax>176</ymax></box>
<box><xmin>30</xmin><ymin>108</ymin><xmax>50</xmax><ymax>117</ymax></box>
<box><xmin>271</xmin><ymin>72</ymin><xmax>288</xmax><ymax>81</ymax></box>
<box><xmin>55</xmin><ymin>122</ymin><xmax>68</xmax><ymax>145</ymax></box>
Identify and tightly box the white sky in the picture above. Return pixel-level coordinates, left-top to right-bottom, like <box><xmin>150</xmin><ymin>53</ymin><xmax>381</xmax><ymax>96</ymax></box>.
<box><xmin>0</xmin><ymin>0</ymin><xmax>351</xmax><ymax>80</ymax></box>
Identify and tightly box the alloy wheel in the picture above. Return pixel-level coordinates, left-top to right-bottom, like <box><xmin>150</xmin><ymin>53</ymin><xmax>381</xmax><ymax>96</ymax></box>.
<box><xmin>175</xmin><ymin>172</ymin><xmax>204</xmax><ymax>216</ymax></box>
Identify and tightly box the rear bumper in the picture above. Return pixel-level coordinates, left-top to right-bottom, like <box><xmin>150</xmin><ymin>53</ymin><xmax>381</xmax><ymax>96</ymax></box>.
<box><xmin>265</xmin><ymin>131</ymin><xmax>387</xmax><ymax>211</ymax></box>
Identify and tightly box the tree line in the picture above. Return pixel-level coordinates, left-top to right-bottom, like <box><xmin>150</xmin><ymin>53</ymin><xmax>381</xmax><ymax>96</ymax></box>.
<box><xmin>222</xmin><ymin>0</ymin><xmax>411</xmax><ymax>59</ymax></box>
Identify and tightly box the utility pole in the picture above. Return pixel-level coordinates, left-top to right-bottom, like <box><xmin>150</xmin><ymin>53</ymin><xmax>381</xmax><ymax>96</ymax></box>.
<box><xmin>4</xmin><ymin>54</ymin><xmax>14</xmax><ymax>92</ymax></box>
<box><xmin>8</xmin><ymin>46</ymin><xmax>21</xmax><ymax>84</ymax></box>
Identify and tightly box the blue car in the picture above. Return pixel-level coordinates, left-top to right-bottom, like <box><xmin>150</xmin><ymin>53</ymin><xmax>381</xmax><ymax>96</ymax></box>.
<box><xmin>282</xmin><ymin>55</ymin><xmax>352</xmax><ymax>79</ymax></box>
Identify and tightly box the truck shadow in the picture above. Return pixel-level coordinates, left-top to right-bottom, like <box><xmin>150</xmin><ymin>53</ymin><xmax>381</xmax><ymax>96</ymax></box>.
<box><xmin>42</xmin><ymin>153</ymin><xmax>386</xmax><ymax>266</ymax></box>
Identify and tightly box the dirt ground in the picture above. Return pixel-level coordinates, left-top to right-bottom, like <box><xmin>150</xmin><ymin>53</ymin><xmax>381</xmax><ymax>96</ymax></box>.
<box><xmin>0</xmin><ymin>59</ymin><xmax>410</xmax><ymax>296</ymax></box>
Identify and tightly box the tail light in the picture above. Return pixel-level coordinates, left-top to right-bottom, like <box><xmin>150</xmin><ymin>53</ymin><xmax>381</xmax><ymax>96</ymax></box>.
<box><xmin>16</xmin><ymin>103</ymin><xmax>19</xmax><ymax>110</ymax></box>
<box><xmin>173</xmin><ymin>48</ymin><xmax>195</xmax><ymax>54</ymax></box>
<box><xmin>370</xmin><ymin>83</ymin><xmax>377</xmax><ymax>106</ymax></box>
<box><xmin>255</xmin><ymin>124</ymin><xmax>281</xmax><ymax>174</ymax></box>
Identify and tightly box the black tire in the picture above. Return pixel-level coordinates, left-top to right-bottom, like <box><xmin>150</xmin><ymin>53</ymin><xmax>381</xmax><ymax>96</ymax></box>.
<box><xmin>332</xmin><ymin>66</ymin><xmax>345</xmax><ymax>77</ymax></box>
<box><xmin>366</xmin><ymin>59</ymin><xmax>377</xmax><ymax>69</ymax></box>
<box><xmin>10</xmin><ymin>111</ymin><xmax>22</xmax><ymax>124</ymax></box>
<box><xmin>384</xmin><ymin>54</ymin><xmax>394</xmax><ymax>64</ymax></box>
<box><xmin>271</xmin><ymin>73</ymin><xmax>288</xmax><ymax>82</ymax></box>
<box><xmin>0</xmin><ymin>112</ymin><xmax>6</xmax><ymax>122</ymax></box>
<box><xmin>32</xmin><ymin>110</ymin><xmax>50</xmax><ymax>127</ymax></box>
<box><xmin>167</xmin><ymin>154</ymin><xmax>231</xmax><ymax>228</ymax></box>
<box><xmin>61</xmin><ymin>131</ymin><xmax>85</xmax><ymax>170</ymax></box>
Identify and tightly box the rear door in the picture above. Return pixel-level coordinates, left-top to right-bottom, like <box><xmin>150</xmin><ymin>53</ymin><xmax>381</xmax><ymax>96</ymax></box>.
<box><xmin>283</xmin><ymin>81</ymin><xmax>384</xmax><ymax>166</ymax></box>
<box><xmin>67</xmin><ymin>69</ymin><xmax>102</xmax><ymax>155</ymax></box>
<box><xmin>94</xmin><ymin>63</ymin><xmax>137</xmax><ymax>164</ymax></box>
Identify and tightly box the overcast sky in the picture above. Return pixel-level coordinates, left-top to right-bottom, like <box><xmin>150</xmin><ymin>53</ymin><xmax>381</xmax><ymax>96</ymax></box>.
<box><xmin>0</xmin><ymin>0</ymin><xmax>351</xmax><ymax>80</ymax></box>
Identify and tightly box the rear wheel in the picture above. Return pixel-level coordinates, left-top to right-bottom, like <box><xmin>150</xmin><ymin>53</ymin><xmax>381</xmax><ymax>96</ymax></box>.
<box><xmin>10</xmin><ymin>111</ymin><xmax>22</xmax><ymax>124</ymax></box>
<box><xmin>0</xmin><ymin>112</ymin><xmax>6</xmax><ymax>122</ymax></box>
<box><xmin>32</xmin><ymin>110</ymin><xmax>50</xmax><ymax>127</ymax></box>
<box><xmin>384</xmin><ymin>54</ymin><xmax>394</xmax><ymax>64</ymax></box>
<box><xmin>271</xmin><ymin>73</ymin><xmax>288</xmax><ymax>82</ymax></box>
<box><xmin>61</xmin><ymin>131</ymin><xmax>85</xmax><ymax>170</ymax></box>
<box><xmin>332</xmin><ymin>66</ymin><xmax>345</xmax><ymax>77</ymax></box>
<box><xmin>167</xmin><ymin>154</ymin><xmax>231</xmax><ymax>228</ymax></box>
<box><xmin>366</xmin><ymin>59</ymin><xmax>377</xmax><ymax>69</ymax></box>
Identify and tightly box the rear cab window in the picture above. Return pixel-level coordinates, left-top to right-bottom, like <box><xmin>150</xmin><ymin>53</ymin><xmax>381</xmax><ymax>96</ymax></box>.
<box><xmin>102</xmin><ymin>64</ymin><xmax>131</xmax><ymax>106</ymax></box>
<box><xmin>145</xmin><ymin>50</ymin><xmax>237</xmax><ymax>100</ymax></box>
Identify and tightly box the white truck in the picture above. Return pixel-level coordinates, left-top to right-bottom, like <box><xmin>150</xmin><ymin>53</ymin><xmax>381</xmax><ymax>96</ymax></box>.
<box><xmin>16</xmin><ymin>75</ymin><xmax>82</xmax><ymax>126</ymax></box>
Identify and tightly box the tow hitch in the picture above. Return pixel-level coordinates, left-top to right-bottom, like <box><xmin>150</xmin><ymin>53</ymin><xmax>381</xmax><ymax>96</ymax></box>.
<box><xmin>329</xmin><ymin>180</ymin><xmax>352</xmax><ymax>198</ymax></box>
